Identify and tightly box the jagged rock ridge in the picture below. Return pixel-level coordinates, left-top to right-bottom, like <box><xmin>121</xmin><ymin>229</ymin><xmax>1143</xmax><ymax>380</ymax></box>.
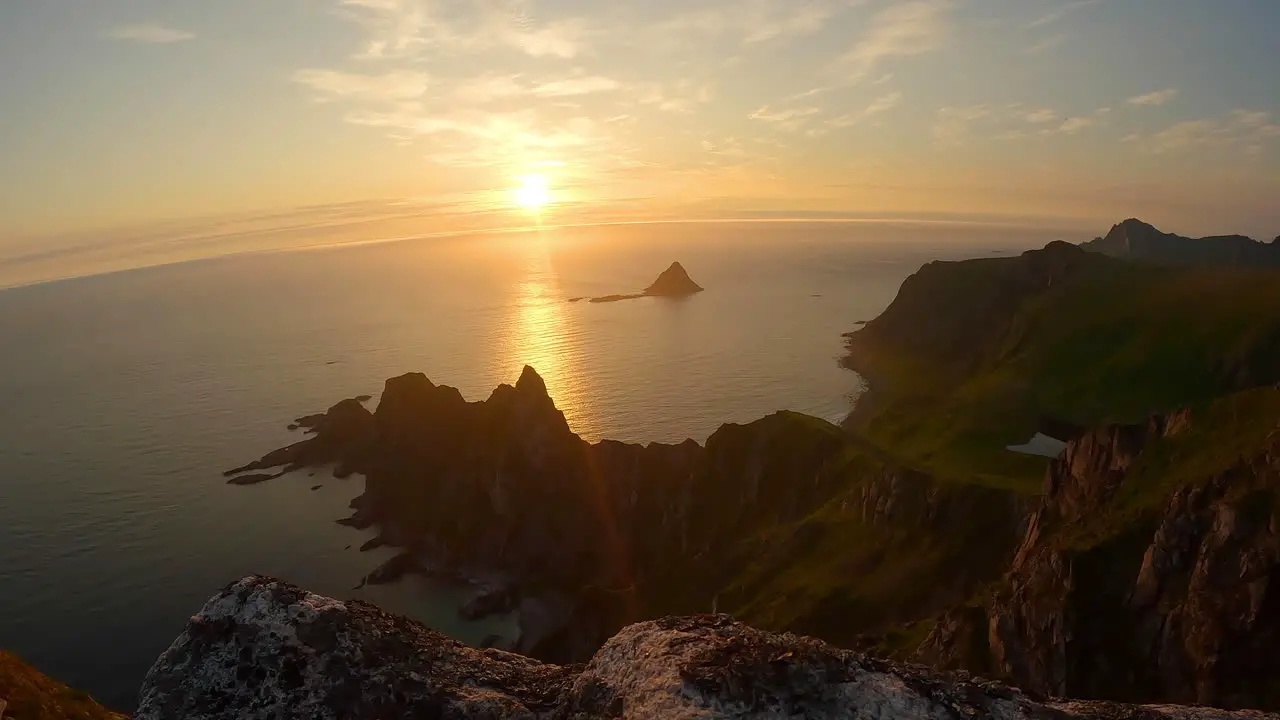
<box><xmin>134</xmin><ymin>576</ymin><xmax>1278</xmax><ymax>720</ymax></box>
<box><xmin>225</xmin><ymin>366</ymin><xmax>1024</xmax><ymax>664</ymax></box>
<box><xmin>1081</xmin><ymin>218</ymin><xmax>1280</xmax><ymax>267</ymax></box>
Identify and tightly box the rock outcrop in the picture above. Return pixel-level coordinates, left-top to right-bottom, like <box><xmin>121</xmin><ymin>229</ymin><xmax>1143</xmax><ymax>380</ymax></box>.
<box><xmin>916</xmin><ymin>391</ymin><xmax>1280</xmax><ymax>710</ymax></box>
<box><xmin>135</xmin><ymin>576</ymin><xmax>1279</xmax><ymax>720</ymax></box>
<box><xmin>226</xmin><ymin>368</ymin><xmax>1024</xmax><ymax>665</ymax></box>
<box><xmin>1081</xmin><ymin>218</ymin><xmax>1280</xmax><ymax>267</ymax></box>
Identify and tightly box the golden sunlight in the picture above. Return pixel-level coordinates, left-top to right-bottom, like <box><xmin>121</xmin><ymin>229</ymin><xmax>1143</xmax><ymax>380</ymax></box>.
<box><xmin>513</xmin><ymin>174</ymin><xmax>552</xmax><ymax>210</ymax></box>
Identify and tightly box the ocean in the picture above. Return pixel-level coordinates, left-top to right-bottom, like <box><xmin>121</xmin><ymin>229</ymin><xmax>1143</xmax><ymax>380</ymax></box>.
<box><xmin>0</xmin><ymin>220</ymin><xmax>1068</xmax><ymax>710</ymax></box>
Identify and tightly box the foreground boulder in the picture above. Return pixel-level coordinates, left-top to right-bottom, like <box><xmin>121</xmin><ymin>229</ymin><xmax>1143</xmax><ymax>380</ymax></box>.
<box><xmin>134</xmin><ymin>577</ymin><xmax>1277</xmax><ymax>719</ymax></box>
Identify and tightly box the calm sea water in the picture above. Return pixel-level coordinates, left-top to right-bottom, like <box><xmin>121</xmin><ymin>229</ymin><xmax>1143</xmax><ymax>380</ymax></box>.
<box><xmin>0</xmin><ymin>221</ymin><xmax>1065</xmax><ymax>709</ymax></box>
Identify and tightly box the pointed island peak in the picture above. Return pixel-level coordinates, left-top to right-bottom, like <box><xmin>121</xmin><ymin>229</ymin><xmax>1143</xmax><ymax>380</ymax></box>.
<box><xmin>643</xmin><ymin>261</ymin><xmax>704</xmax><ymax>297</ymax></box>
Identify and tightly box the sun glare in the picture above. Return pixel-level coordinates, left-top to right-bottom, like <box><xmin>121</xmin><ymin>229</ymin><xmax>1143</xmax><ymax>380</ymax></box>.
<box><xmin>513</xmin><ymin>174</ymin><xmax>552</xmax><ymax>210</ymax></box>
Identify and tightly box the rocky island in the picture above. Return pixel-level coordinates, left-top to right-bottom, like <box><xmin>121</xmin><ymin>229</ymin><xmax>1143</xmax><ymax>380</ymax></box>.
<box><xmin>575</xmin><ymin>261</ymin><xmax>704</xmax><ymax>303</ymax></box>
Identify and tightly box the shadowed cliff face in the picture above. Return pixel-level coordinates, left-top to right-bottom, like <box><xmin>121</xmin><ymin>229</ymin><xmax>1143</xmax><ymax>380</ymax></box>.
<box><xmin>226</xmin><ymin>367</ymin><xmax>1025</xmax><ymax>664</ymax></box>
<box><xmin>134</xmin><ymin>576</ymin><xmax>1279</xmax><ymax>720</ymax></box>
<box><xmin>917</xmin><ymin>390</ymin><xmax>1280</xmax><ymax>710</ymax></box>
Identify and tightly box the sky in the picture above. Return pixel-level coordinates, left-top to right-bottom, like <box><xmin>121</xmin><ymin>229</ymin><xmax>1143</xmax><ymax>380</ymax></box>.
<box><xmin>2</xmin><ymin>0</ymin><xmax>1279</xmax><ymax>260</ymax></box>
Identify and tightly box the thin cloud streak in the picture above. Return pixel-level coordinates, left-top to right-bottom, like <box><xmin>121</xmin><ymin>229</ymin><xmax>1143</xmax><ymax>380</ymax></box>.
<box><xmin>837</xmin><ymin>0</ymin><xmax>952</xmax><ymax>83</ymax></box>
<box><xmin>293</xmin><ymin>69</ymin><xmax>429</xmax><ymax>101</ymax></box>
<box><xmin>105</xmin><ymin>24</ymin><xmax>195</xmax><ymax>44</ymax></box>
<box><xmin>1025</xmin><ymin>0</ymin><xmax>1103</xmax><ymax>29</ymax></box>
<box><xmin>1128</xmin><ymin>89</ymin><xmax>1180</xmax><ymax>106</ymax></box>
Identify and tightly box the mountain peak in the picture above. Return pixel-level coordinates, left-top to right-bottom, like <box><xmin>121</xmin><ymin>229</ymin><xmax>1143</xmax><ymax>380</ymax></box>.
<box><xmin>1083</xmin><ymin>218</ymin><xmax>1280</xmax><ymax>267</ymax></box>
<box><xmin>516</xmin><ymin>365</ymin><xmax>550</xmax><ymax>399</ymax></box>
<box><xmin>1104</xmin><ymin>218</ymin><xmax>1164</xmax><ymax>242</ymax></box>
<box><xmin>643</xmin><ymin>262</ymin><xmax>704</xmax><ymax>297</ymax></box>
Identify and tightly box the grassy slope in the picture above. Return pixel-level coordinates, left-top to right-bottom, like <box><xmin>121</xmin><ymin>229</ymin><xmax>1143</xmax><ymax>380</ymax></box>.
<box><xmin>0</xmin><ymin>652</ymin><xmax>126</xmax><ymax>720</ymax></box>
<box><xmin>634</xmin><ymin>412</ymin><xmax>1021</xmax><ymax>648</ymax></box>
<box><xmin>845</xmin><ymin>250</ymin><xmax>1280</xmax><ymax>491</ymax></box>
<box><xmin>1063</xmin><ymin>385</ymin><xmax>1280</xmax><ymax>551</ymax></box>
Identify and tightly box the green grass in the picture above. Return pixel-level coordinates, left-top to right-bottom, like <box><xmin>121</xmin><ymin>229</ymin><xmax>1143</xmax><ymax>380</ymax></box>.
<box><xmin>1060</xmin><ymin>386</ymin><xmax>1280</xmax><ymax>550</ymax></box>
<box><xmin>846</xmin><ymin>252</ymin><xmax>1280</xmax><ymax>490</ymax></box>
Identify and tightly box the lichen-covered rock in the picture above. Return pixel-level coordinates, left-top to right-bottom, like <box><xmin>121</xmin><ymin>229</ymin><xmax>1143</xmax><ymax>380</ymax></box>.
<box><xmin>135</xmin><ymin>577</ymin><xmax>1278</xmax><ymax>720</ymax></box>
<box><xmin>135</xmin><ymin>576</ymin><xmax>573</xmax><ymax>720</ymax></box>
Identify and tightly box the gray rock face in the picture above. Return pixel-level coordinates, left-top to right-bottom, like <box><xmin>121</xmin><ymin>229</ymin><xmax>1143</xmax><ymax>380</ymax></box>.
<box><xmin>135</xmin><ymin>576</ymin><xmax>1278</xmax><ymax>720</ymax></box>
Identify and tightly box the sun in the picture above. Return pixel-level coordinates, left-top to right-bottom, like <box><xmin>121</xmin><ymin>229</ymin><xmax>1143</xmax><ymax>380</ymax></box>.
<box><xmin>513</xmin><ymin>174</ymin><xmax>552</xmax><ymax>210</ymax></box>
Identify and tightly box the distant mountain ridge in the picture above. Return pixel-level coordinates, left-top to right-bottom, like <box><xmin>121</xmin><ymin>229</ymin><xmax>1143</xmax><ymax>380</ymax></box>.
<box><xmin>1081</xmin><ymin>218</ymin><xmax>1280</xmax><ymax>267</ymax></box>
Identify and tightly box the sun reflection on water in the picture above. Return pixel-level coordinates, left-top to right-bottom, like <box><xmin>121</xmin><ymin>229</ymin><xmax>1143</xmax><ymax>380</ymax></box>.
<box><xmin>499</xmin><ymin>230</ymin><xmax>591</xmax><ymax>435</ymax></box>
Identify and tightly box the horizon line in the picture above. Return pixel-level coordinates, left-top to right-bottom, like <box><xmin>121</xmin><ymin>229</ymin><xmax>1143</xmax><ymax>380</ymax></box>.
<box><xmin>0</xmin><ymin>214</ymin><xmax>1087</xmax><ymax>294</ymax></box>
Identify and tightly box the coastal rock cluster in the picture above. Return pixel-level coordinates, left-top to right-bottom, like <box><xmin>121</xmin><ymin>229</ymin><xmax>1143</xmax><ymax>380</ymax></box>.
<box><xmin>134</xmin><ymin>576</ymin><xmax>1279</xmax><ymax>720</ymax></box>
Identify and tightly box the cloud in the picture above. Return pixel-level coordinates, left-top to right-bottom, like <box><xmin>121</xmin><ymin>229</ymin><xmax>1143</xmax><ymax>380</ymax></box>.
<box><xmin>346</xmin><ymin>106</ymin><xmax>607</xmax><ymax>167</ymax></box>
<box><xmin>749</xmin><ymin>105</ymin><xmax>822</xmax><ymax>132</ymax></box>
<box><xmin>825</xmin><ymin>91</ymin><xmax>904</xmax><ymax>130</ymax></box>
<box><xmin>532</xmin><ymin>75</ymin><xmax>621</xmax><ymax>98</ymax></box>
<box><xmin>1057</xmin><ymin>116</ymin><xmax>1095</xmax><ymax>134</ymax></box>
<box><xmin>293</xmin><ymin>69</ymin><xmax>429</xmax><ymax>101</ymax></box>
<box><xmin>932</xmin><ymin>105</ymin><xmax>992</xmax><ymax>143</ymax></box>
<box><xmin>1128</xmin><ymin>89</ymin><xmax>1179</xmax><ymax>107</ymax></box>
<box><xmin>337</xmin><ymin>0</ymin><xmax>591</xmax><ymax>59</ymax></box>
<box><xmin>105</xmin><ymin>24</ymin><xmax>194</xmax><ymax>44</ymax></box>
<box><xmin>1025</xmin><ymin>33</ymin><xmax>1066</xmax><ymax>55</ymax></box>
<box><xmin>743</xmin><ymin>1</ymin><xmax>859</xmax><ymax>43</ymax></box>
<box><xmin>837</xmin><ymin>0</ymin><xmax>951</xmax><ymax>83</ymax></box>
<box><xmin>636</xmin><ymin>81</ymin><xmax>712</xmax><ymax>113</ymax></box>
<box><xmin>1025</xmin><ymin>0</ymin><xmax>1103</xmax><ymax>29</ymax></box>
<box><xmin>935</xmin><ymin>103</ymin><xmax>1107</xmax><ymax>143</ymax></box>
<box><xmin>659</xmin><ymin>0</ymin><xmax>864</xmax><ymax>46</ymax></box>
<box><xmin>1125</xmin><ymin>110</ymin><xmax>1280</xmax><ymax>155</ymax></box>
<box><xmin>452</xmin><ymin>73</ymin><xmax>527</xmax><ymax>103</ymax></box>
<box><xmin>702</xmin><ymin>137</ymin><xmax>747</xmax><ymax>159</ymax></box>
